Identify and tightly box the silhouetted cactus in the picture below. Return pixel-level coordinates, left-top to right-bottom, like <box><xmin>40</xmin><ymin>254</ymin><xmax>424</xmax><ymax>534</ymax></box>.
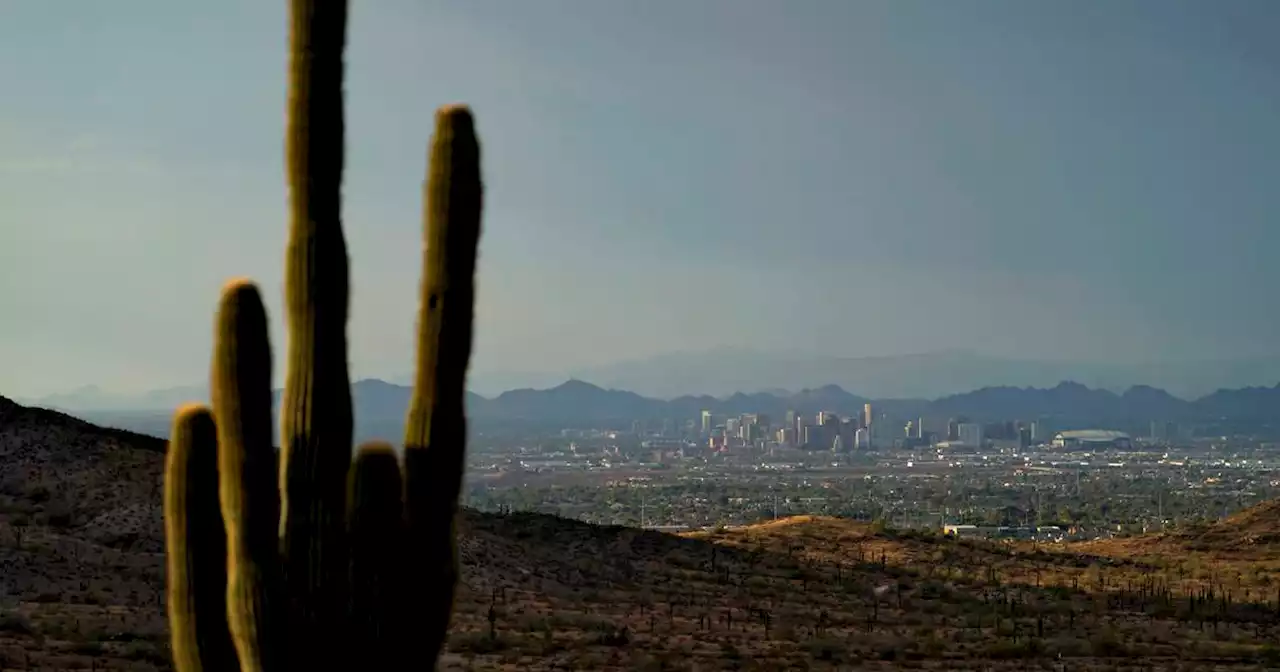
<box><xmin>161</xmin><ymin>0</ymin><xmax>483</xmax><ymax>669</ymax></box>
<box><xmin>164</xmin><ymin>406</ymin><xmax>237</xmax><ymax>672</ymax></box>
<box><xmin>346</xmin><ymin>441</ymin><xmax>407</xmax><ymax>663</ymax></box>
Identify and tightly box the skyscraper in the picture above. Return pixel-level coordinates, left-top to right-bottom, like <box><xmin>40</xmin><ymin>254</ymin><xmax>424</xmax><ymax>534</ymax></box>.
<box><xmin>1031</xmin><ymin>418</ymin><xmax>1053</xmax><ymax>442</ymax></box>
<box><xmin>958</xmin><ymin>423</ymin><xmax>984</xmax><ymax>448</ymax></box>
<box><xmin>863</xmin><ymin>403</ymin><xmax>874</xmax><ymax>429</ymax></box>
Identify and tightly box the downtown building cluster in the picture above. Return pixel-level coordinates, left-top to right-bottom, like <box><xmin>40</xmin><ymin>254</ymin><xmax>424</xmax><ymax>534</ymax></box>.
<box><xmin>693</xmin><ymin>406</ymin><xmax>1064</xmax><ymax>455</ymax></box>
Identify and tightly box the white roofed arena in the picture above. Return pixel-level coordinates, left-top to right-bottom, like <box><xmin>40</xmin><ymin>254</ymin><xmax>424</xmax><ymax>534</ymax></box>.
<box><xmin>1051</xmin><ymin>429</ymin><xmax>1131</xmax><ymax>450</ymax></box>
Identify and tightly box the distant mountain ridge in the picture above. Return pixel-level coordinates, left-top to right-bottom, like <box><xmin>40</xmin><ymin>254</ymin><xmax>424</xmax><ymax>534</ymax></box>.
<box><xmin>543</xmin><ymin>349</ymin><xmax>1280</xmax><ymax>401</ymax></box>
<box><xmin>31</xmin><ymin>349</ymin><xmax>1280</xmax><ymax>411</ymax></box>
<box><xmin>41</xmin><ymin>377</ymin><xmax>1280</xmax><ymax>443</ymax></box>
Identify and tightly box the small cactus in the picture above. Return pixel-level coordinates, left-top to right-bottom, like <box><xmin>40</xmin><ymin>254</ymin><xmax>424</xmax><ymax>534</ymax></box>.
<box><xmin>162</xmin><ymin>0</ymin><xmax>483</xmax><ymax>669</ymax></box>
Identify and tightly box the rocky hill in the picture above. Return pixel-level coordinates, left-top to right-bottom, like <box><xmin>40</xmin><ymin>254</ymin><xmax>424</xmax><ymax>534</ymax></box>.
<box><xmin>4</xmin><ymin>396</ymin><xmax>1280</xmax><ymax>670</ymax></box>
<box><xmin>0</xmin><ymin>396</ymin><xmax>166</xmax><ymax>552</ymax></box>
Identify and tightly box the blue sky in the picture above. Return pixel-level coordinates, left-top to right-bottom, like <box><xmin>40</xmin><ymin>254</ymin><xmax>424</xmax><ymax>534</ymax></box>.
<box><xmin>2</xmin><ymin>0</ymin><xmax>1279</xmax><ymax>397</ymax></box>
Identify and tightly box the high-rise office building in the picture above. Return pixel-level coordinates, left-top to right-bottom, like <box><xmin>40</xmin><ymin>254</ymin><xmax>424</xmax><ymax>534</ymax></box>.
<box><xmin>1031</xmin><ymin>418</ymin><xmax>1053</xmax><ymax>442</ymax></box>
<box><xmin>958</xmin><ymin>422</ymin><xmax>984</xmax><ymax>448</ymax></box>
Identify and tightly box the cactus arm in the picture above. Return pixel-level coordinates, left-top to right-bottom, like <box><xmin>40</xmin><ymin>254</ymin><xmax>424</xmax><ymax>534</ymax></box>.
<box><xmin>403</xmin><ymin>105</ymin><xmax>484</xmax><ymax>663</ymax></box>
<box><xmin>164</xmin><ymin>404</ymin><xmax>238</xmax><ymax>672</ymax></box>
<box><xmin>346</xmin><ymin>441</ymin><xmax>407</xmax><ymax>665</ymax></box>
<box><xmin>280</xmin><ymin>0</ymin><xmax>354</xmax><ymax>661</ymax></box>
<box><xmin>211</xmin><ymin>280</ymin><xmax>282</xmax><ymax>672</ymax></box>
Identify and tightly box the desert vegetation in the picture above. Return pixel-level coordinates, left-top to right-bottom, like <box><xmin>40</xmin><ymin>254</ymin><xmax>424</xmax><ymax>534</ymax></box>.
<box><xmin>7</xmin><ymin>431</ymin><xmax>1280</xmax><ymax>672</ymax></box>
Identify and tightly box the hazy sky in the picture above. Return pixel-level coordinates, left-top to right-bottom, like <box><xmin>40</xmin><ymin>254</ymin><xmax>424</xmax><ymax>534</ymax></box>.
<box><xmin>2</xmin><ymin>1</ymin><xmax>1279</xmax><ymax>398</ymax></box>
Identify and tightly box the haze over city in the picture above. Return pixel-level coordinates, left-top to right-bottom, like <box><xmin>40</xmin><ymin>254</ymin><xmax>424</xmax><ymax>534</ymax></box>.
<box><xmin>3</xmin><ymin>0</ymin><xmax>1279</xmax><ymax>400</ymax></box>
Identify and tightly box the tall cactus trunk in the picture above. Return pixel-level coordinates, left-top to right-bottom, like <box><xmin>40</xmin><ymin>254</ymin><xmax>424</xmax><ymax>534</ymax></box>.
<box><xmin>279</xmin><ymin>0</ymin><xmax>353</xmax><ymax>665</ymax></box>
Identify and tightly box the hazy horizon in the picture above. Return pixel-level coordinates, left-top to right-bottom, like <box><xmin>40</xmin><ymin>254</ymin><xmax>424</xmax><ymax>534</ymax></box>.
<box><xmin>24</xmin><ymin>346</ymin><xmax>1280</xmax><ymax>411</ymax></box>
<box><xmin>4</xmin><ymin>1</ymin><xmax>1280</xmax><ymax>399</ymax></box>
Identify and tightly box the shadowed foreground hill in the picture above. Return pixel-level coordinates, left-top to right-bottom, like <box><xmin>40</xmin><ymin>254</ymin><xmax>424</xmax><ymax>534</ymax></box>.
<box><xmin>0</xmin><ymin>396</ymin><xmax>166</xmax><ymax>554</ymax></box>
<box><xmin>5</xmin><ymin>397</ymin><xmax>1280</xmax><ymax>670</ymax></box>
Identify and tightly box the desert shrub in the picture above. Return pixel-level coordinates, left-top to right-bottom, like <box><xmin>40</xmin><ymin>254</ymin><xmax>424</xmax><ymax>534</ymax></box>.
<box><xmin>919</xmin><ymin>632</ymin><xmax>948</xmax><ymax>657</ymax></box>
<box><xmin>46</xmin><ymin>508</ymin><xmax>74</xmax><ymax>528</ymax></box>
<box><xmin>876</xmin><ymin>644</ymin><xmax>900</xmax><ymax>661</ymax></box>
<box><xmin>1088</xmin><ymin>628</ymin><xmax>1128</xmax><ymax>657</ymax></box>
<box><xmin>981</xmin><ymin>638</ymin><xmax>1041</xmax><ymax>659</ymax></box>
<box><xmin>120</xmin><ymin>641</ymin><xmax>169</xmax><ymax>664</ymax></box>
<box><xmin>1044</xmin><ymin>635</ymin><xmax>1093</xmax><ymax>658</ymax></box>
<box><xmin>548</xmin><ymin>610</ymin><xmax>614</xmax><ymax>632</ymax></box>
<box><xmin>589</xmin><ymin>626</ymin><xmax>630</xmax><ymax>647</ymax></box>
<box><xmin>449</xmin><ymin>631</ymin><xmax>510</xmax><ymax>654</ymax></box>
<box><xmin>805</xmin><ymin>637</ymin><xmax>850</xmax><ymax>663</ymax></box>
<box><xmin>0</xmin><ymin>613</ymin><xmax>33</xmax><ymax>635</ymax></box>
<box><xmin>68</xmin><ymin>642</ymin><xmax>105</xmax><ymax>656</ymax></box>
<box><xmin>918</xmin><ymin>580</ymin><xmax>947</xmax><ymax>600</ymax></box>
<box><xmin>513</xmin><ymin>613</ymin><xmax>552</xmax><ymax>633</ymax></box>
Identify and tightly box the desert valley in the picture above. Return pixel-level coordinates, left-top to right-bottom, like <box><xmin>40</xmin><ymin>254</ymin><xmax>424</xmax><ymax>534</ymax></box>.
<box><xmin>4</xmin><ymin>394</ymin><xmax>1280</xmax><ymax>670</ymax></box>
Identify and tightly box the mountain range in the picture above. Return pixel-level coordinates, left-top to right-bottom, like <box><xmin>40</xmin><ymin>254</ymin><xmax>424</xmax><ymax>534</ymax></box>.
<box><xmin>466</xmin><ymin>349</ymin><xmax>1280</xmax><ymax>400</ymax></box>
<box><xmin>32</xmin><ymin>377</ymin><xmax>1280</xmax><ymax>444</ymax></box>
<box><xmin>36</xmin><ymin>350</ymin><xmax>1280</xmax><ymax>413</ymax></box>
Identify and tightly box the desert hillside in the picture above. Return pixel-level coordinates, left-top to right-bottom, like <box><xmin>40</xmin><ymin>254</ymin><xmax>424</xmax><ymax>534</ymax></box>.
<box><xmin>4</xmin><ymin>396</ymin><xmax>1280</xmax><ymax>670</ymax></box>
<box><xmin>1070</xmin><ymin>498</ymin><xmax>1280</xmax><ymax>560</ymax></box>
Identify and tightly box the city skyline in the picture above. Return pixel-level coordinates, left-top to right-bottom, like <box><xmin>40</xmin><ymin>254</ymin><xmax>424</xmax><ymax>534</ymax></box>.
<box><xmin>4</xmin><ymin>1</ymin><xmax>1280</xmax><ymax>398</ymax></box>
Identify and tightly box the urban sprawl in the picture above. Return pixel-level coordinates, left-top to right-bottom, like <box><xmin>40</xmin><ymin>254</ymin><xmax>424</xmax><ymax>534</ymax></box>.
<box><xmin>464</xmin><ymin>404</ymin><xmax>1280</xmax><ymax>544</ymax></box>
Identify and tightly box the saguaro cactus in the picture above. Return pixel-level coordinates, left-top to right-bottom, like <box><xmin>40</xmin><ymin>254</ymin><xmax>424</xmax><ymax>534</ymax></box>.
<box><xmin>162</xmin><ymin>0</ymin><xmax>483</xmax><ymax>669</ymax></box>
<box><xmin>164</xmin><ymin>406</ymin><xmax>238</xmax><ymax>671</ymax></box>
